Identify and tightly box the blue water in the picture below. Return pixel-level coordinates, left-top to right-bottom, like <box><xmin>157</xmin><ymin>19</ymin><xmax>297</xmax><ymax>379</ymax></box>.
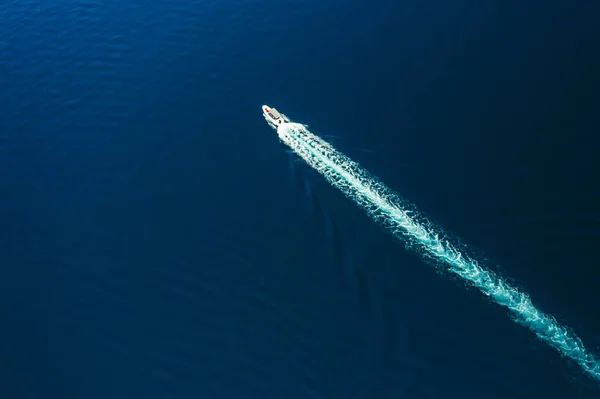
<box><xmin>1</xmin><ymin>1</ymin><xmax>599</xmax><ymax>398</ymax></box>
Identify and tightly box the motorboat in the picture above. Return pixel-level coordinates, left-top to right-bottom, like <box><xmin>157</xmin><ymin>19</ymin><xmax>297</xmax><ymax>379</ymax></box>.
<box><xmin>262</xmin><ymin>105</ymin><xmax>289</xmax><ymax>127</ymax></box>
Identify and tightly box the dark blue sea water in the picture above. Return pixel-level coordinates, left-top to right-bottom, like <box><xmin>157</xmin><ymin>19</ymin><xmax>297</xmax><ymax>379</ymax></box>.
<box><xmin>1</xmin><ymin>1</ymin><xmax>599</xmax><ymax>398</ymax></box>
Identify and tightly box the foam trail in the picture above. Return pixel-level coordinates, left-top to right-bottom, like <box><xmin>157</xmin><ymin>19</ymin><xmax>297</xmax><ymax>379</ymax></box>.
<box><xmin>276</xmin><ymin>121</ymin><xmax>600</xmax><ymax>383</ymax></box>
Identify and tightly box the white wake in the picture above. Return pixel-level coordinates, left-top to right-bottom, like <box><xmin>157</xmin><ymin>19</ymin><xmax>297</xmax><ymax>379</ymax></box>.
<box><xmin>276</xmin><ymin>121</ymin><xmax>600</xmax><ymax>383</ymax></box>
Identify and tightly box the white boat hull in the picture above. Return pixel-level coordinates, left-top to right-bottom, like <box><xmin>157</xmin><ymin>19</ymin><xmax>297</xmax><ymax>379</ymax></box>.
<box><xmin>262</xmin><ymin>105</ymin><xmax>289</xmax><ymax>128</ymax></box>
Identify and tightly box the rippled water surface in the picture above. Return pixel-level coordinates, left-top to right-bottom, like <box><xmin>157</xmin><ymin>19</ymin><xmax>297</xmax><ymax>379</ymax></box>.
<box><xmin>1</xmin><ymin>1</ymin><xmax>599</xmax><ymax>398</ymax></box>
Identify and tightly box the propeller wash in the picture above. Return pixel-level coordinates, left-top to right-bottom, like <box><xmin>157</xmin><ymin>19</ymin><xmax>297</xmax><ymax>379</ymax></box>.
<box><xmin>275</xmin><ymin>120</ymin><xmax>600</xmax><ymax>383</ymax></box>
